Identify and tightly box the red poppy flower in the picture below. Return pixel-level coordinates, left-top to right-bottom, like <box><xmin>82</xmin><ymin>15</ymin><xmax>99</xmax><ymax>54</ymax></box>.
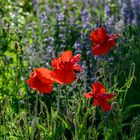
<box><xmin>50</xmin><ymin>50</ymin><xmax>82</xmax><ymax>84</ymax></box>
<box><xmin>84</xmin><ymin>82</ymin><xmax>115</xmax><ymax>112</ymax></box>
<box><xmin>90</xmin><ymin>26</ymin><xmax>119</xmax><ymax>55</ymax></box>
<box><xmin>26</xmin><ymin>68</ymin><xmax>53</xmax><ymax>94</ymax></box>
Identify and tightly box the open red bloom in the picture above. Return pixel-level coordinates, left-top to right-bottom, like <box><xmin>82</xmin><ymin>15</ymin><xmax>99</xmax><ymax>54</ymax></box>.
<box><xmin>84</xmin><ymin>82</ymin><xmax>115</xmax><ymax>112</ymax></box>
<box><xmin>90</xmin><ymin>26</ymin><xmax>119</xmax><ymax>55</ymax></box>
<box><xmin>26</xmin><ymin>68</ymin><xmax>53</xmax><ymax>94</ymax></box>
<box><xmin>50</xmin><ymin>50</ymin><xmax>82</xmax><ymax>84</ymax></box>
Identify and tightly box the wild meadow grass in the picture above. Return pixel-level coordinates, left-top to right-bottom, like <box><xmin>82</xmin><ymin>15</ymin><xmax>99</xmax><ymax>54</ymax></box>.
<box><xmin>0</xmin><ymin>0</ymin><xmax>140</xmax><ymax>140</ymax></box>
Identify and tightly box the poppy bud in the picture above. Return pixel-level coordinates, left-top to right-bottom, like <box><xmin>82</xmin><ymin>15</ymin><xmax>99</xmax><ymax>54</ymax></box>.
<box><xmin>83</xmin><ymin>106</ymin><xmax>87</xmax><ymax>112</ymax></box>
<box><xmin>77</xmin><ymin>78</ymin><xmax>82</xmax><ymax>83</ymax></box>
<box><xmin>15</xmin><ymin>42</ymin><xmax>18</xmax><ymax>50</ymax></box>
<box><xmin>111</xmin><ymin>102</ymin><xmax>118</xmax><ymax>112</ymax></box>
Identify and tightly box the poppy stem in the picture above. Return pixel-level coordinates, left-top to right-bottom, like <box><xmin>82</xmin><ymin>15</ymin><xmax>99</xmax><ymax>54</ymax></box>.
<box><xmin>57</xmin><ymin>95</ymin><xmax>60</xmax><ymax>112</ymax></box>
<box><xmin>32</xmin><ymin>92</ymin><xmax>39</xmax><ymax>139</ymax></box>
<box><xmin>57</xmin><ymin>85</ymin><xmax>61</xmax><ymax>113</ymax></box>
<box><xmin>35</xmin><ymin>92</ymin><xmax>39</xmax><ymax>116</ymax></box>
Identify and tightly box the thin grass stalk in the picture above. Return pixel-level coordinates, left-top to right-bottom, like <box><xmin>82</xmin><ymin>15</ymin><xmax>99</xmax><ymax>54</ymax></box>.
<box><xmin>122</xmin><ymin>63</ymin><xmax>135</xmax><ymax>109</ymax></box>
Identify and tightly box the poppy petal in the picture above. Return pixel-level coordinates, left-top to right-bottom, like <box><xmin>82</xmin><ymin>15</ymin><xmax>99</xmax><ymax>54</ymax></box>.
<box><xmin>108</xmin><ymin>34</ymin><xmax>119</xmax><ymax>40</ymax></box>
<box><xmin>100</xmin><ymin>101</ymin><xmax>112</xmax><ymax>112</ymax></box>
<box><xmin>90</xmin><ymin>27</ymin><xmax>119</xmax><ymax>56</ymax></box>
<box><xmin>64</xmin><ymin>70</ymin><xmax>76</xmax><ymax>84</ymax></box>
<box><xmin>90</xmin><ymin>27</ymin><xmax>108</xmax><ymax>43</ymax></box>
<box><xmin>85</xmin><ymin>82</ymin><xmax>115</xmax><ymax>112</ymax></box>
<box><xmin>73</xmin><ymin>64</ymin><xmax>82</xmax><ymax>72</ymax></box>
<box><xmin>92</xmin><ymin>38</ymin><xmax>116</xmax><ymax>55</ymax></box>
<box><xmin>71</xmin><ymin>54</ymin><xmax>81</xmax><ymax>63</ymax></box>
<box><xmin>50</xmin><ymin>50</ymin><xmax>82</xmax><ymax>84</ymax></box>
<box><xmin>93</xmin><ymin>96</ymin><xmax>112</xmax><ymax>112</ymax></box>
<box><xmin>90</xmin><ymin>29</ymin><xmax>100</xmax><ymax>43</ymax></box>
<box><xmin>50</xmin><ymin>69</ymin><xmax>76</xmax><ymax>84</ymax></box>
<box><xmin>61</xmin><ymin>50</ymin><xmax>72</xmax><ymax>62</ymax></box>
<box><xmin>92</xmin><ymin>82</ymin><xmax>106</xmax><ymax>94</ymax></box>
<box><xmin>35</xmin><ymin>68</ymin><xmax>53</xmax><ymax>84</ymax></box>
<box><xmin>104</xmin><ymin>93</ymin><xmax>116</xmax><ymax>100</ymax></box>
<box><xmin>93</xmin><ymin>99</ymin><xmax>98</xmax><ymax>106</ymax></box>
<box><xmin>26</xmin><ymin>70</ymin><xmax>53</xmax><ymax>94</ymax></box>
<box><xmin>84</xmin><ymin>92</ymin><xmax>93</xmax><ymax>98</ymax></box>
<box><xmin>98</xmin><ymin>27</ymin><xmax>108</xmax><ymax>42</ymax></box>
<box><xmin>51</xmin><ymin>58</ymin><xmax>59</xmax><ymax>69</ymax></box>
